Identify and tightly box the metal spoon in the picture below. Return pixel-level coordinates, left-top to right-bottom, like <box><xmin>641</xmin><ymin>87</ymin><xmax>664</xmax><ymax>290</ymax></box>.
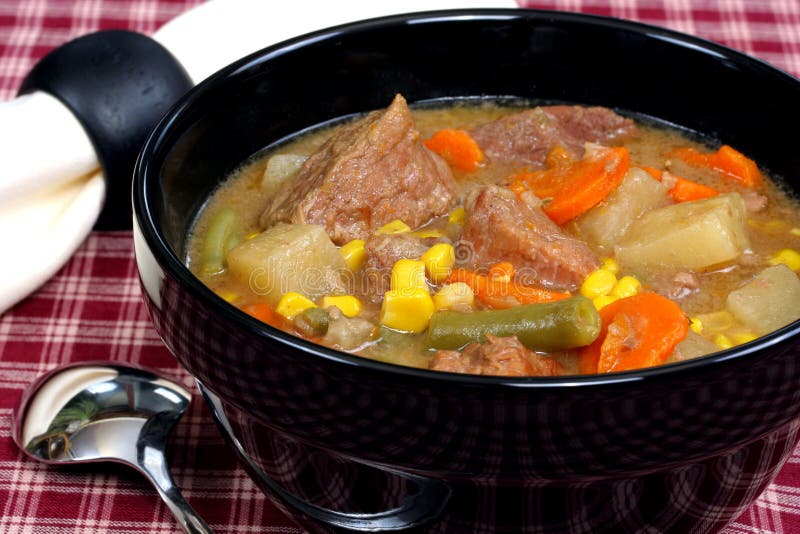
<box><xmin>12</xmin><ymin>362</ymin><xmax>213</xmax><ymax>534</ymax></box>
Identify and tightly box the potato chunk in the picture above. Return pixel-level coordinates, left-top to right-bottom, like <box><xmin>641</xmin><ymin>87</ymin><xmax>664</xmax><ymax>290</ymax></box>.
<box><xmin>576</xmin><ymin>167</ymin><xmax>670</xmax><ymax>251</ymax></box>
<box><xmin>261</xmin><ymin>154</ymin><xmax>307</xmax><ymax>194</ymax></box>
<box><xmin>227</xmin><ymin>223</ymin><xmax>347</xmax><ymax>305</ymax></box>
<box><xmin>726</xmin><ymin>264</ymin><xmax>800</xmax><ymax>335</ymax></box>
<box><xmin>615</xmin><ymin>193</ymin><xmax>750</xmax><ymax>271</ymax></box>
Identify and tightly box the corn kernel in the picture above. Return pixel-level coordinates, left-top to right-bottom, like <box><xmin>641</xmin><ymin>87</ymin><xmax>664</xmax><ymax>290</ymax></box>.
<box><xmin>592</xmin><ymin>294</ymin><xmax>618</xmax><ymax>310</ymax></box>
<box><xmin>376</xmin><ymin>219</ymin><xmax>411</xmax><ymax>235</ymax></box>
<box><xmin>421</xmin><ymin>243</ymin><xmax>455</xmax><ymax>284</ymax></box>
<box><xmin>731</xmin><ymin>332</ymin><xmax>757</xmax><ymax>345</ymax></box>
<box><xmin>610</xmin><ymin>275</ymin><xmax>641</xmax><ymax>299</ymax></box>
<box><xmin>791</xmin><ymin>227</ymin><xmax>800</xmax><ymax>237</ymax></box>
<box><xmin>689</xmin><ymin>317</ymin><xmax>703</xmax><ymax>334</ymax></box>
<box><xmin>391</xmin><ymin>259</ymin><xmax>428</xmax><ymax>292</ymax></box>
<box><xmin>322</xmin><ymin>295</ymin><xmax>363</xmax><ymax>318</ymax></box>
<box><xmin>340</xmin><ymin>239</ymin><xmax>367</xmax><ymax>272</ymax></box>
<box><xmin>448</xmin><ymin>207</ymin><xmax>466</xmax><ymax>225</ymax></box>
<box><xmin>600</xmin><ymin>257</ymin><xmax>619</xmax><ymax>274</ymax></box>
<box><xmin>580</xmin><ymin>269</ymin><xmax>618</xmax><ymax>299</ymax></box>
<box><xmin>433</xmin><ymin>282</ymin><xmax>475</xmax><ymax>311</ymax></box>
<box><xmin>713</xmin><ymin>334</ymin><xmax>733</xmax><ymax>350</ymax></box>
<box><xmin>413</xmin><ymin>228</ymin><xmax>445</xmax><ymax>239</ymax></box>
<box><xmin>276</xmin><ymin>292</ymin><xmax>317</xmax><ymax>320</ymax></box>
<box><xmin>215</xmin><ymin>289</ymin><xmax>239</xmax><ymax>303</ymax></box>
<box><xmin>768</xmin><ymin>248</ymin><xmax>800</xmax><ymax>271</ymax></box>
<box><xmin>380</xmin><ymin>289</ymin><xmax>435</xmax><ymax>333</ymax></box>
<box><xmin>693</xmin><ymin>310</ymin><xmax>734</xmax><ymax>333</ymax></box>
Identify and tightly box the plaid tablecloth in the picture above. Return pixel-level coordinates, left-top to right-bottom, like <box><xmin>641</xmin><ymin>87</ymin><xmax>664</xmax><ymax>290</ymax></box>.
<box><xmin>1</xmin><ymin>1</ymin><xmax>800</xmax><ymax>532</ymax></box>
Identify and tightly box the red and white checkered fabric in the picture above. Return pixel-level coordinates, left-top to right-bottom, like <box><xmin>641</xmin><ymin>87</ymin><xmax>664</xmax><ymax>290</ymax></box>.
<box><xmin>1</xmin><ymin>1</ymin><xmax>800</xmax><ymax>532</ymax></box>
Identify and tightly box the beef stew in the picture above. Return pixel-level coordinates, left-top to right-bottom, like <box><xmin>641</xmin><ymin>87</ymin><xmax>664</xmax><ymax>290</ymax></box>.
<box><xmin>187</xmin><ymin>95</ymin><xmax>800</xmax><ymax>376</ymax></box>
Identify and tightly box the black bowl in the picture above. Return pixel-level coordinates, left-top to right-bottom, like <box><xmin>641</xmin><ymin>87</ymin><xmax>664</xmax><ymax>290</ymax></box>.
<box><xmin>133</xmin><ymin>9</ymin><xmax>800</xmax><ymax>533</ymax></box>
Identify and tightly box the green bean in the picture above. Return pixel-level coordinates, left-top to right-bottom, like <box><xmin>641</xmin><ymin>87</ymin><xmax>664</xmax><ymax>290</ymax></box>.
<box><xmin>426</xmin><ymin>296</ymin><xmax>601</xmax><ymax>352</ymax></box>
<box><xmin>200</xmin><ymin>207</ymin><xmax>237</xmax><ymax>275</ymax></box>
<box><xmin>224</xmin><ymin>232</ymin><xmax>242</xmax><ymax>255</ymax></box>
<box><xmin>293</xmin><ymin>307</ymin><xmax>330</xmax><ymax>337</ymax></box>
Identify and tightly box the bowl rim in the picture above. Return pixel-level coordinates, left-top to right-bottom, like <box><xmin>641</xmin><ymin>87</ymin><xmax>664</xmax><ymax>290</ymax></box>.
<box><xmin>134</xmin><ymin>7</ymin><xmax>800</xmax><ymax>390</ymax></box>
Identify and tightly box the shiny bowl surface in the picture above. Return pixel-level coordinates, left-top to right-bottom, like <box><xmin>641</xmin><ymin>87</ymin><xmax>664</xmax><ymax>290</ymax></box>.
<box><xmin>133</xmin><ymin>9</ymin><xmax>800</xmax><ymax>533</ymax></box>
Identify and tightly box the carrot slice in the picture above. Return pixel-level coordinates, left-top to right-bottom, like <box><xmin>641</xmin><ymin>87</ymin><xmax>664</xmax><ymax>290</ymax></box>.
<box><xmin>544</xmin><ymin>146</ymin><xmax>630</xmax><ymax>225</ymax></box>
<box><xmin>488</xmin><ymin>261</ymin><xmax>515</xmax><ymax>280</ymax></box>
<box><xmin>641</xmin><ymin>166</ymin><xmax>718</xmax><ymax>203</ymax></box>
<box><xmin>668</xmin><ymin>147</ymin><xmax>709</xmax><ymax>168</ymax></box>
<box><xmin>578</xmin><ymin>292</ymin><xmax>688</xmax><ymax>374</ymax></box>
<box><xmin>511</xmin><ymin>146</ymin><xmax>630</xmax><ymax>225</ymax></box>
<box><xmin>447</xmin><ymin>266</ymin><xmax>570</xmax><ymax>309</ymax></box>
<box><xmin>640</xmin><ymin>166</ymin><xmax>664</xmax><ymax>180</ymax></box>
<box><xmin>669</xmin><ymin>145</ymin><xmax>762</xmax><ymax>187</ymax></box>
<box><xmin>711</xmin><ymin>145</ymin><xmax>762</xmax><ymax>187</ymax></box>
<box><xmin>424</xmin><ymin>129</ymin><xmax>485</xmax><ymax>172</ymax></box>
<box><xmin>242</xmin><ymin>303</ymin><xmax>285</xmax><ymax>328</ymax></box>
<box><xmin>504</xmin><ymin>281</ymin><xmax>571</xmax><ymax>307</ymax></box>
<box><xmin>507</xmin><ymin>171</ymin><xmax>561</xmax><ymax>199</ymax></box>
<box><xmin>668</xmin><ymin>176</ymin><xmax>719</xmax><ymax>203</ymax></box>
<box><xmin>447</xmin><ymin>268</ymin><xmax>488</xmax><ymax>297</ymax></box>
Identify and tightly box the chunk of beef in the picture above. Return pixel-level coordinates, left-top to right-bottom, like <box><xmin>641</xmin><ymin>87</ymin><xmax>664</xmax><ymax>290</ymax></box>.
<box><xmin>260</xmin><ymin>94</ymin><xmax>457</xmax><ymax>244</ymax></box>
<box><xmin>365</xmin><ymin>233</ymin><xmax>431</xmax><ymax>271</ymax></box>
<box><xmin>469</xmin><ymin>105</ymin><xmax>637</xmax><ymax>167</ymax></box>
<box><xmin>461</xmin><ymin>185</ymin><xmax>599</xmax><ymax>291</ymax></box>
<box><xmin>362</xmin><ymin>233</ymin><xmax>432</xmax><ymax>301</ymax></box>
<box><xmin>430</xmin><ymin>335</ymin><xmax>563</xmax><ymax>376</ymax></box>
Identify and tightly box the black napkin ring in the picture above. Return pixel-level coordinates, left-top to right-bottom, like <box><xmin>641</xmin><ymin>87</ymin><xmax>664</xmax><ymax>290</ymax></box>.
<box><xmin>18</xmin><ymin>30</ymin><xmax>193</xmax><ymax>230</ymax></box>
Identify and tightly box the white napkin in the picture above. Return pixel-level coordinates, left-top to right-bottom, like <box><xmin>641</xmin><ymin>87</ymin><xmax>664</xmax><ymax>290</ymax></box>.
<box><xmin>0</xmin><ymin>0</ymin><xmax>516</xmax><ymax>314</ymax></box>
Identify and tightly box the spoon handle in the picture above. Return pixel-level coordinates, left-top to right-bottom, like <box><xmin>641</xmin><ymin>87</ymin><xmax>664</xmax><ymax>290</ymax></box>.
<box><xmin>137</xmin><ymin>443</ymin><xmax>214</xmax><ymax>534</ymax></box>
<box><xmin>134</xmin><ymin>410</ymin><xmax>213</xmax><ymax>534</ymax></box>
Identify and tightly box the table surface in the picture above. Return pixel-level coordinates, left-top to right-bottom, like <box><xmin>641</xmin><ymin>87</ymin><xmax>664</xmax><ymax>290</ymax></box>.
<box><xmin>2</xmin><ymin>0</ymin><xmax>800</xmax><ymax>532</ymax></box>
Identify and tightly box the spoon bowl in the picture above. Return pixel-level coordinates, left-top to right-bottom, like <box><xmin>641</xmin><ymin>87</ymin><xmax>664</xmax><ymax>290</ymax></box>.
<box><xmin>13</xmin><ymin>362</ymin><xmax>212</xmax><ymax>534</ymax></box>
